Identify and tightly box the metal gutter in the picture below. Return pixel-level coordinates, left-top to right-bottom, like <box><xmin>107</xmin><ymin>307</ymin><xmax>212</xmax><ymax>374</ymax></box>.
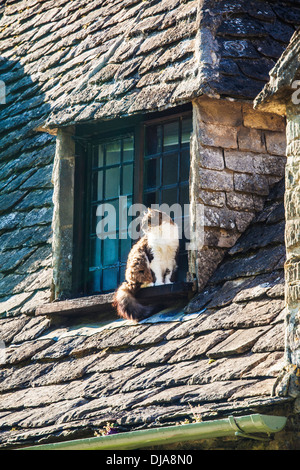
<box><xmin>21</xmin><ymin>414</ymin><xmax>287</xmax><ymax>451</ymax></box>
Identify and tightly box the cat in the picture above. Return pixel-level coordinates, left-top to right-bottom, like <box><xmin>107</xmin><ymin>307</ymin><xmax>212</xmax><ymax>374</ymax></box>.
<box><xmin>113</xmin><ymin>208</ymin><xmax>179</xmax><ymax>322</ymax></box>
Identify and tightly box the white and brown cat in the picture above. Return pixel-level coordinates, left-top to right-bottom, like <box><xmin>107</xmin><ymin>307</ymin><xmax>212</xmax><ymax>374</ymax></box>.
<box><xmin>113</xmin><ymin>208</ymin><xmax>179</xmax><ymax>322</ymax></box>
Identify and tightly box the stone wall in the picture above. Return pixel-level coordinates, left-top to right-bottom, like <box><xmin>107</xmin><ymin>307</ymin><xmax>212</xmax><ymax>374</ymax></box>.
<box><xmin>283</xmin><ymin>103</ymin><xmax>300</xmax><ymax>373</ymax></box>
<box><xmin>189</xmin><ymin>96</ymin><xmax>286</xmax><ymax>289</ymax></box>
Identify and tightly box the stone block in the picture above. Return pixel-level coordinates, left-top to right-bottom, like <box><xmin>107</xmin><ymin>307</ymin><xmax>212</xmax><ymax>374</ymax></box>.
<box><xmin>286</xmin><ymin>220</ymin><xmax>300</xmax><ymax>249</ymax></box>
<box><xmin>252</xmin><ymin>154</ymin><xmax>286</xmax><ymax>177</ymax></box>
<box><xmin>199</xmin><ymin>168</ymin><xmax>234</xmax><ymax>191</ymax></box>
<box><xmin>285</xmin><ymin>187</ymin><xmax>300</xmax><ymax>219</ymax></box>
<box><xmin>203</xmin><ymin>227</ymin><xmax>240</xmax><ymax>248</ymax></box>
<box><xmin>198</xmin><ymin>190</ymin><xmax>226</xmax><ymax>208</ymax></box>
<box><xmin>237</xmin><ymin>126</ymin><xmax>266</xmax><ymax>153</ymax></box>
<box><xmin>285</xmin><ymin>261</ymin><xmax>300</xmax><ymax>283</ymax></box>
<box><xmin>226</xmin><ymin>191</ymin><xmax>255</xmax><ymax>211</ymax></box>
<box><xmin>197</xmin><ymin>122</ymin><xmax>238</xmax><ymax>149</ymax></box>
<box><xmin>224</xmin><ymin>150</ymin><xmax>255</xmax><ymax>173</ymax></box>
<box><xmin>243</xmin><ymin>105</ymin><xmax>285</xmax><ymax>131</ymax></box>
<box><xmin>265</xmin><ymin>131</ymin><xmax>286</xmax><ymax>156</ymax></box>
<box><xmin>286</xmin><ymin>283</ymin><xmax>300</xmax><ymax>305</ymax></box>
<box><xmin>233</xmin><ymin>173</ymin><xmax>269</xmax><ymax>195</ymax></box>
<box><xmin>285</xmin><ymin>160</ymin><xmax>300</xmax><ymax>190</ymax></box>
<box><xmin>198</xmin><ymin>147</ymin><xmax>224</xmax><ymax>170</ymax></box>
<box><xmin>195</xmin><ymin>96</ymin><xmax>242</xmax><ymax>127</ymax></box>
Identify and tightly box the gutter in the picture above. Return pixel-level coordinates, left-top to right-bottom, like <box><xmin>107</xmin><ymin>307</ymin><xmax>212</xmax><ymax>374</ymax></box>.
<box><xmin>21</xmin><ymin>414</ymin><xmax>287</xmax><ymax>451</ymax></box>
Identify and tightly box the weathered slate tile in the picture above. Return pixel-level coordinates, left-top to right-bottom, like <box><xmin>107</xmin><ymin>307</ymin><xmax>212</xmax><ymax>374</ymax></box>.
<box><xmin>206</xmin><ymin>326</ymin><xmax>271</xmax><ymax>358</ymax></box>
<box><xmin>0</xmin><ymin>315</ymin><xmax>30</xmax><ymax>344</ymax></box>
<box><xmin>132</xmin><ymin>338</ymin><xmax>190</xmax><ymax>367</ymax></box>
<box><xmin>180</xmin><ymin>380</ymin><xmax>259</xmax><ymax>405</ymax></box>
<box><xmin>32</xmin><ymin>355</ymin><xmax>99</xmax><ymax>387</ymax></box>
<box><xmin>87</xmin><ymin>349</ymin><xmax>141</xmax><ymax>373</ymax></box>
<box><xmin>4</xmin><ymin>339</ymin><xmax>54</xmax><ymax>365</ymax></box>
<box><xmin>169</xmin><ymin>330</ymin><xmax>233</xmax><ymax>363</ymax></box>
<box><xmin>12</xmin><ymin>316</ymin><xmax>51</xmax><ymax>343</ymax></box>
<box><xmin>130</xmin><ymin>322</ymin><xmax>178</xmax><ymax>346</ymax></box>
<box><xmin>33</xmin><ymin>335</ymin><xmax>88</xmax><ymax>361</ymax></box>
<box><xmin>0</xmin><ymin>363</ymin><xmax>52</xmax><ymax>393</ymax></box>
<box><xmin>189</xmin><ymin>353</ymin><xmax>269</xmax><ymax>385</ymax></box>
<box><xmin>252</xmin><ymin>323</ymin><xmax>285</xmax><ymax>353</ymax></box>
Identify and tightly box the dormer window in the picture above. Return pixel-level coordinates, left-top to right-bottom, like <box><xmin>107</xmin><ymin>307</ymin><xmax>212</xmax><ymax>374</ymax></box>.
<box><xmin>72</xmin><ymin>107</ymin><xmax>192</xmax><ymax>296</ymax></box>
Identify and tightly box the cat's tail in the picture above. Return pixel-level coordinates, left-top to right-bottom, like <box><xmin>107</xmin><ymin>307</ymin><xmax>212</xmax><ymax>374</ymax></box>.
<box><xmin>113</xmin><ymin>282</ymin><xmax>155</xmax><ymax>322</ymax></box>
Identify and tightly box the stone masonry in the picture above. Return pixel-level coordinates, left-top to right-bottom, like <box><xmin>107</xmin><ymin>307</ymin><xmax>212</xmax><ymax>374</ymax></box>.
<box><xmin>282</xmin><ymin>102</ymin><xmax>300</xmax><ymax>380</ymax></box>
<box><xmin>189</xmin><ymin>96</ymin><xmax>287</xmax><ymax>289</ymax></box>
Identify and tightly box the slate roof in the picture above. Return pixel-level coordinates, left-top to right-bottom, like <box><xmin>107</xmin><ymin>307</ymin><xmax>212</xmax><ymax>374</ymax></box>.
<box><xmin>255</xmin><ymin>27</ymin><xmax>300</xmax><ymax>113</ymax></box>
<box><xmin>0</xmin><ymin>0</ymin><xmax>298</xmax><ymax>318</ymax></box>
<box><xmin>0</xmin><ymin>178</ymin><xmax>290</xmax><ymax>449</ymax></box>
<box><xmin>0</xmin><ymin>0</ymin><xmax>295</xmax><ymax>449</ymax></box>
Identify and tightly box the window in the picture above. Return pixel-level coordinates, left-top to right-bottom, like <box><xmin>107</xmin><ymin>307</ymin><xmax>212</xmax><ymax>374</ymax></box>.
<box><xmin>73</xmin><ymin>108</ymin><xmax>192</xmax><ymax>296</ymax></box>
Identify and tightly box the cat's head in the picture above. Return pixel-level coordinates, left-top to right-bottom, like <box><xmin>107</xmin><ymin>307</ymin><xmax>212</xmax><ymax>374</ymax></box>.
<box><xmin>141</xmin><ymin>208</ymin><xmax>175</xmax><ymax>233</ymax></box>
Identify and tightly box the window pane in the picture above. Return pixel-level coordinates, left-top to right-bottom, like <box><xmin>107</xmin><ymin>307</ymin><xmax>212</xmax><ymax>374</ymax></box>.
<box><xmin>93</xmin><ymin>144</ymin><xmax>104</xmax><ymax>168</ymax></box>
<box><xmin>180</xmin><ymin>149</ymin><xmax>190</xmax><ymax>183</ymax></box>
<box><xmin>106</xmin><ymin>141</ymin><xmax>121</xmax><ymax>165</ymax></box>
<box><xmin>179</xmin><ymin>184</ymin><xmax>189</xmax><ymax>205</ymax></box>
<box><xmin>92</xmin><ymin>170</ymin><xmax>103</xmax><ymax>202</ymax></box>
<box><xmin>123</xmin><ymin>137</ymin><xmax>134</xmax><ymax>162</ymax></box>
<box><xmin>121</xmin><ymin>237</ymin><xmax>132</xmax><ymax>262</ymax></box>
<box><xmin>105</xmin><ymin>167</ymin><xmax>120</xmax><ymax>199</ymax></box>
<box><xmin>90</xmin><ymin>237</ymin><xmax>101</xmax><ymax>268</ymax></box>
<box><xmin>144</xmin><ymin>158</ymin><xmax>159</xmax><ymax>190</ymax></box>
<box><xmin>122</xmin><ymin>164</ymin><xmax>133</xmax><ymax>195</ymax></box>
<box><xmin>161</xmin><ymin>187</ymin><xmax>177</xmax><ymax>206</ymax></box>
<box><xmin>163</xmin><ymin>153</ymin><xmax>178</xmax><ymax>186</ymax></box>
<box><xmin>88</xmin><ymin>270</ymin><xmax>101</xmax><ymax>294</ymax></box>
<box><xmin>144</xmin><ymin>190</ymin><xmax>158</xmax><ymax>208</ymax></box>
<box><xmin>103</xmin><ymin>268</ymin><xmax>118</xmax><ymax>292</ymax></box>
<box><xmin>145</xmin><ymin>125</ymin><xmax>162</xmax><ymax>156</ymax></box>
<box><xmin>181</xmin><ymin>117</ymin><xmax>192</xmax><ymax>145</ymax></box>
<box><xmin>103</xmin><ymin>238</ymin><xmax>118</xmax><ymax>266</ymax></box>
<box><xmin>164</xmin><ymin>121</ymin><xmax>179</xmax><ymax>151</ymax></box>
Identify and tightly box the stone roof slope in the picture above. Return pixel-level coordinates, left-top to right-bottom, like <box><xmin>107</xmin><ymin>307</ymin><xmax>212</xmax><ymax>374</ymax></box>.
<box><xmin>0</xmin><ymin>1</ymin><xmax>299</xmax><ymax>131</ymax></box>
<box><xmin>0</xmin><ymin>1</ymin><xmax>298</xmax><ymax>317</ymax></box>
<box><xmin>0</xmin><ymin>178</ymin><xmax>290</xmax><ymax>449</ymax></box>
<box><xmin>254</xmin><ymin>27</ymin><xmax>300</xmax><ymax>114</ymax></box>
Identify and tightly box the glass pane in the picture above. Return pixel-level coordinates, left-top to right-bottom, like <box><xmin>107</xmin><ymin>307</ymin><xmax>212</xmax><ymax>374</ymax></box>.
<box><xmin>93</xmin><ymin>144</ymin><xmax>104</xmax><ymax>168</ymax></box>
<box><xmin>181</xmin><ymin>117</ymin><xmax>192</xmax><ymax>145</ymax></box>
<box><xmin>92</xmin><ymin>170</ymin><xmax>103</xmax><ymax>202</ymax></box>
<box><xmin>121</xmin><ymin>237</ymin><xmax>132</xmax><ymax>262</ymax></box>
<box><xmin>144</xmin><ymin>190</ymin><xmax>158</xmax><ymax>208</ymax></box>
<box><xmin>103</xmin><ymin>238</ymin><xmax>118</xmax><ymax>266</ymax></box>
<box><xmin>162</xmin><ymin>153</ymin><xmax>178</xmax><ymax>186</ymax></box>
<box><xmin>161</xmin><ymin>187</ymin><xmax>177</xmax><ymax>206</ymax></box>
<box><xmin>145</xmin><ymin>125</ymin><xmax>162</xmax><ymax>156</ymax></box>
<box><xmin>105</xmin><ymin>167</ymin><xmax>120</xmax><ymax>199</ymax></box>
<box><xmin>123</xmin><ymin>137</ymin><xmax>134</xmax><ymax>162</ymax></box>
<box><xmin>180</xmin><ymin>149</ymin><xmax>190</xmax><ymax>183</ymax></box>
<box><xmin>102</xmin><ymin>268</ymin><xmax>118</xmax><ymax>292</ymax></box>
<box><xmin>164</xmin><ymin>121</ymin><xmax>179</xmax><ymax>151</ymax></box>
<box><xmin>179</xmin><ymin>184</ymin><xmax>189</xmax><ymax>205</ymax></box>
<box><xmin>88</xmin><ymin>270</ymin><xmax>101</xmax><ymax>294</ymax></box>
<box><xmin>120</xmin><ymin>264</ymin><xmax>126</xmax><ymax>283</ymax></box>
<box><xmin>122</xmin><ymin>164</ymin><xmax>133</xmax><ymax>195</ymax></box>
<box><xmin>144</xmin><ymin>157</ymin><xmax>160</xmax><ymax>190</ymax></box>
<box><xmin>106</xmin><ymin>141</ymin><xmax>121</xmax><ymax>165</ymax></box>
<box><xmin>90</xmin><ymin>237</ymin><xmax>101</xmax><ymax>268</ymax></box>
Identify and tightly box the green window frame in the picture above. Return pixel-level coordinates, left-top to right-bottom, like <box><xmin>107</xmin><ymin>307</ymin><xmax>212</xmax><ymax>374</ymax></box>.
<box><xmin>73</xmin><ymin>109</ymin><xmax>192</xmax><ymax>296</ymax></box>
